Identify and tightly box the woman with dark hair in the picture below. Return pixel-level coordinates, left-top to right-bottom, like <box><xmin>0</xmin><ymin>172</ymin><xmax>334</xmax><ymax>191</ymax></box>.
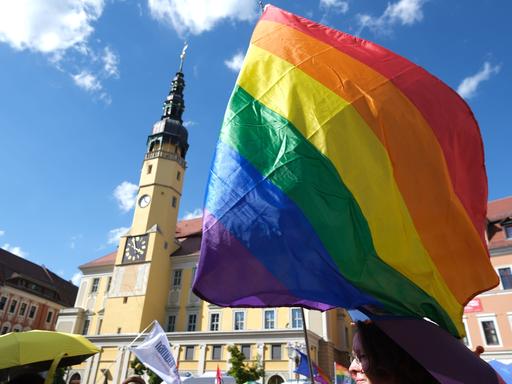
<box><xmin>349</xmin><ymin>321</ymin><xmax>438</xmax><ymax>384</ymax></box>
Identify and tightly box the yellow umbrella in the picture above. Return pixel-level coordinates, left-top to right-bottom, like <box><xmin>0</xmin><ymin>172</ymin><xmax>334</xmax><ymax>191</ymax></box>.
<box><xmin>0</xmin><ymin>330</ymin><xmax>100</xmax><ymax>383</ymax></box>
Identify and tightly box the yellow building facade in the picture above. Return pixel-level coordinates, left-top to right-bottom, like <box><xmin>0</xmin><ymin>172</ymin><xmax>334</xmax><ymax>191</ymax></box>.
<box><xmin>57</xmin><ymin>62</ymin><xmax>353</xmax><ymax>384</ymax></box>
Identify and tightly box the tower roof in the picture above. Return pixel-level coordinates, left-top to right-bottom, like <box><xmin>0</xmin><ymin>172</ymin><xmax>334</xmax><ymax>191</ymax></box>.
<box><xmin>150</xmin><ymin>44</ymin><xmax>190</xmax><ymax>158</ymax></box>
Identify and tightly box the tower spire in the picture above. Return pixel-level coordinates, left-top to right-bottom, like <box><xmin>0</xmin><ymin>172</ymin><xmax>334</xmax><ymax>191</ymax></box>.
<box><xmin>179</xmin><ymin>41</ymin><xmax>188</xmax><ymax>73</ymax></box>
<box><xmin>149</xmin><ymin>44</ymin><xmax>190</xmax><ymax>159</ymax></box>
<box><xmin>161</xmin><ymin>42</ymin><xmax>189</xmax><ymax>123</ymax></box>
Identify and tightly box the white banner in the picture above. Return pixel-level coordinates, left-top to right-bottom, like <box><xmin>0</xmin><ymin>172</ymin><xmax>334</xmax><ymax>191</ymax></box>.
<box><xmin>129</xmin><ymin>321</ymin><xmax>181</xmax><ymax>384</ymax></box>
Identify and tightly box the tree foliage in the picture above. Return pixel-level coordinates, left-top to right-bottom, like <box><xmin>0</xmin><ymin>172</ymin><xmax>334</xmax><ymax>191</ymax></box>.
<box><xmin>227</xmin><ymin>345</ymin><xmax>265</xmax><ymax>384</ymax></box>
<box><xmin>130</xmin><ymin>357</ymin><xmax>162</xmax><ymax>384</ymax></box>
<box><xmin>53</xmin><ymin>367</ymin><xmax>67</xmax><ymax>384</ymax></box>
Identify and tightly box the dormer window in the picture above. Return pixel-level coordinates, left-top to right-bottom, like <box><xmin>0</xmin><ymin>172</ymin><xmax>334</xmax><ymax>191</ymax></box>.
<box><xmin>498</xmin><ymin>267</ymin><xmax>512</xmax><ymax>290</ymax></box>
<box><xmin>504</xmin><ymin>223</ymin><xmax>512</xmax><ymax>239</ymax></box>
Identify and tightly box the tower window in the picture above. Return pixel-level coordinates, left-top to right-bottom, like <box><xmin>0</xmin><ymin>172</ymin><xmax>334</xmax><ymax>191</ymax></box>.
<box><xmin>147</xmin><ymin>164</ymin><xmax>153</xmax><ymax>174</ymax></box>
<box><xmin>90</xmin><ymin>278</ymin><xmax>100</xmax><ymax>294</ymax></box>
<box><xmin>172</xmin><ymin>270</ymin><xmax>182</xmax><ymax>289</ymax></box>
<box><xmin>123</xmin><ymin>297</ymin><xmax>128</xmax><ymax>304</ymax></box>
<box><xmin>172</xmin><ymin>196</ymin><xmax>177</xmax><ymax>208</ymax></box>
<box><xmin>177</xmin><ymin>171</ymin><xmax>181</xmax><ymax>181</ymax></box>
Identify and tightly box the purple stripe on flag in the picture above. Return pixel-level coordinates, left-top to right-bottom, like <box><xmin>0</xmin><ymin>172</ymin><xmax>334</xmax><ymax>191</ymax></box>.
<box><xmin>194</xmin><ymin>211</ymin><xmax>333</xmax><ymax>310</ymax></box>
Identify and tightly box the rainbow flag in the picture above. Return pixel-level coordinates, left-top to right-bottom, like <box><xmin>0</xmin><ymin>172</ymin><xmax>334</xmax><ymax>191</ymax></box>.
<box><xmin>335</xmin><ymin>362</ymin><xmax>354</xmax><ymax>384</ymax></box>
<box><xmin>192</xmin><ymin>5</ymin><xmax>498</xmax><ymax>337</ymax></box>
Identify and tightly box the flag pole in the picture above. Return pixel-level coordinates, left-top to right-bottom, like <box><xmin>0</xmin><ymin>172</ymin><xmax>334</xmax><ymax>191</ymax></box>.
<box><xmin>301</xmin><ymin>308</ymin><xmax>316</xmax><ymax>384</ymax></box>
<box><xmin>125</xmin><ymin>320</ymin><xmax>156</xmax><ymax>350</ymax></box>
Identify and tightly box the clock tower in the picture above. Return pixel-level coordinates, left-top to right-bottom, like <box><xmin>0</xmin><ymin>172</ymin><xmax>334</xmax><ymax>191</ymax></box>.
<box><xmin>102</xmin><ymin>50</ymin><xmax>190</xmax><ymax>334</ymax></box>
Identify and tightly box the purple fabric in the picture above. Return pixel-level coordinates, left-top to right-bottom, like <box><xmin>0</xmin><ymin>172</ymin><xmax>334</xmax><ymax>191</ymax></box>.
<box><xmin>373</xmin><ymin>317</ymin><xmax>500</xmax><ymax>384</ymax></box>
<box><xmin>193</xmin><ymin>212</ymin><xmax>332</xmax><ymax>310</ymax></box>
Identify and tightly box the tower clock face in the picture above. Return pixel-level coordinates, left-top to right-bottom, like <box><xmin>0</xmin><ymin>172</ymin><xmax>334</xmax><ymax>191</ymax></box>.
<box><xmin>138</xmin><ymin>194</ymin><xmax>151</xmax><ymax>208</ymax></box>
<box><xmin>123</xmin><ymin>235</ymin><xmax>149</xmax><ymax>263</ymax></box>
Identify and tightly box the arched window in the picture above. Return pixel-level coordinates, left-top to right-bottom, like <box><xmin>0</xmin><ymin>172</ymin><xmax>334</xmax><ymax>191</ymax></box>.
<box><xmin>267</xmin><ymin>375</ymin><xmax>284</xmax><ymax>384</ymax></box>
<box><xmin>1</xmin><ymin>322</ymin><xmax>11</xmax><ymax>334</ymax></box>
<box><xmin>69</xmin><ymin>372</ymin><xmax>81</xmax><ymax>384</ymax></box>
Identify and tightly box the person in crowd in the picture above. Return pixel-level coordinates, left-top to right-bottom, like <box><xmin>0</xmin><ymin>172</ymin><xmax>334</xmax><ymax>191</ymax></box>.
<box><xmin>349</xmin><ymin>321</ymin><xmax>438</xmax><ymax>384</ymax></box>
<box><xmin>7</xmin><ymin>372</ymin><xmax>44</xmax><ymax>384</ymax></box>
<box><xmin>474</xmin><ymin>345</ymin><xmax>485</xmax><ymax>357</ymax></box>
<box><xmin>122</xmin><ymin>376</ymin><xmax>147</xmax><ymax>384</ymax></box>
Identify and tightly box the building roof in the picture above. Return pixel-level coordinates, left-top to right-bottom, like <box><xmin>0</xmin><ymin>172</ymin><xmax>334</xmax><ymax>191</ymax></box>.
<box><xmin>0</xmin><ymin>248</ymin><xmax>78</xmax><ymax>307</ymax></box>
<box><xmin>174</xmin><ymin>217</ymin><xmax>202</xmax><ymax>256</ymax></box>
<box><xmin>487</xmin><ymin>197</ymin><xmax>512</xmax><ymax>250</ymax></box>
<box><xmin>487</xmin><ymin>196</ymin><xmax>512</xmax><ymax>222</ymax></box>
<box><xmin>79</xmin><ymin>250</ymin><xmax>117</xmax><ymax>269</ymax></box>
<box><xmin>175</xmin><ymin>217</ymin><xmax>202</xmax><ymax>239</ymax></box>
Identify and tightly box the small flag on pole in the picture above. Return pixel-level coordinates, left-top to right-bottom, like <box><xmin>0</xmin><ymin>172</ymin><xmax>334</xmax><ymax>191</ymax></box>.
<box><xmin>294</xmin><ymin>350</ymin><xmax>330</xmax><ymax>384</ymax></box>
<box><xmin>334</xmin><ymin>362</ymin><xmax>355</xmax><ymax>384</ymax></box>
<box><xmin>216</xmin><ymin>365</ymin><xmax>223</xmax><ymax>384</ymax></box>
<box><xmin>129</xmin><ymin>321</ymin><xmax>181</xmax><ymax>384</ymax></box>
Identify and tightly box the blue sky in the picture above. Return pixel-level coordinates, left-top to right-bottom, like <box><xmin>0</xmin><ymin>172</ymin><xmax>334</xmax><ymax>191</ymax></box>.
<box><xmin>0</xmin><ymin>0</ymin><xmax>510</xmax><ymax>284</ymax></box>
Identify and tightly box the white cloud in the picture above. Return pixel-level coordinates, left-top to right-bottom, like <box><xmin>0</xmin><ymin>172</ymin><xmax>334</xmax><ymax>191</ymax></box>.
<box><xmin>182</xmin><ymin>208</ymin><xmax>203</xmax><ymax>220</ymax></box>
<box><xmin>457</xmin><ymin>61</ymin><xmax>501</xmax><ymax>99</ymax></box>
<box><xmin>113</xmin><ymin>181</ymin><xmax>138</xmax><ymax>212</ymax></box>
<box><xmin>0</xmin><ymin>0</ymin><xmax>104</xmax><ymax>54</ymax></box>
<box><xmin>183</xmin><ymin>120</ymin><xmax>197</xmax><ymax>127</ymax></box>
<box><xmin>320</xmin><ymin>0</ymin><xmax>349</xmax><ymax>14</ymax></box>
<box><xmin>71</xmin><ymin>271</ymin><xmax>83</xmax><ymax>285</ymax></box>
<box><xmin>107</xmin><ymin>226</ymin><xmax>130</xmax><ymax>245</ymax></box>
<box><xmin>224</xmin><ymin>52</ymin><xmax>245</xmax><ymax>72</ymax></box>
<box><xmin>147</xmin><ymin>0</ymin><xmax>257</xmax><ymax>36</ymax></box>
<box><xmin>2</xmin><ymin>243</ymin><xmax>28</xmax><ymax>258</ymax></box>
<box><xmin>72</xmin><ymin>70</ymin><xmax>102</xmax><ymax>91</ymax></box>
<box><xmin>0</xmin><ymin>230</ymin><xmax>4</xmax><ymax>237</ymax></box>
<box><xmin>102</xmin><ymin>46</ymin><xmax>119</xmax><ymax>78</ymax></box>
<box><xmin>357</xmin><ymin>0</ymin><xmax>425</xmax><ymax>35</ymax></box>
<box><xmin>0</xmin><ymin>1</ymin><xmax>117</xmax><ymax>102</ymax></box>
